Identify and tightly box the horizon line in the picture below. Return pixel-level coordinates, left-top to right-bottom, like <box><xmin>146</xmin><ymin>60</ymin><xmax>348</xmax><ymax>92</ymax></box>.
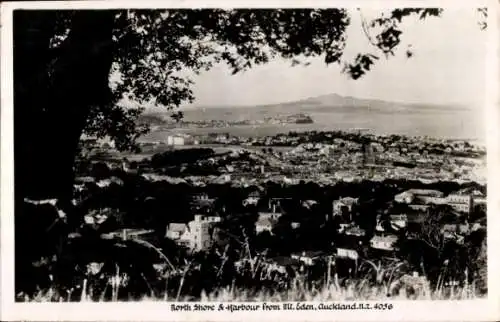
<box><xmin>173</xmin><ymin>92</ymin><xmax>475</xmax><ymax>111</ymax></box>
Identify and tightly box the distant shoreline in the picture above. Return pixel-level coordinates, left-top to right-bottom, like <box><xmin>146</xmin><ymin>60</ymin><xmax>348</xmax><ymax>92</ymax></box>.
<box><xmin>141</xmin><ymin>124</ymin><xmax>485</xmax><ymax>146</ymax></box>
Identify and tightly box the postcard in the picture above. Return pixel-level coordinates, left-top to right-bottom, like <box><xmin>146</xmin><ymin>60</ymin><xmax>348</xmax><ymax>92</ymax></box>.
<box><xmin>1</xmin><ymin>0</ymin><xmax>499</xmax><ymax>321</ymax></box>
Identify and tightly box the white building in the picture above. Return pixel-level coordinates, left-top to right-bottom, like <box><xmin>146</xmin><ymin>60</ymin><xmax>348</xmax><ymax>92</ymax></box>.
<box><xmin>103</xmin><ymin>229</ymin><xmax>155</xmax><ymax>241</ymax></box>
<box><xmin>258</xmin><ymin>211</ymin><xmax>282</xmax><ymax>222</ymax></box>
<box><xmin>336</xmin><ymin>248</ymin><xmax>359</xmax><ymax>260</ymax></box>
<box><xmin>264</xmin><ymin>257</ymin><xmax>300</xmax><ymax>274</ymax></box>
<box><xmin>255</xmin><ymin>218</ymin><xmax>278</xmax><ymax>235</ymax></box>
<box><xmin>166</xmin><ymin>133</ymin><xmax>198</xmax><ymax>146</ymax></box>
<box><xmin>396</xmin><ymin>188</ymin><xmax>474</xmax><ymax>214</ymax></box>
<box><xmin>291</xmin><ymin>251</ymin><xmax>324</xmax><ymax>266</ymax></box>
<box><xmin>446</xmin><ymin>194</ymin><xmax>473</xmax><ymax>214</ymax></box>
<box><xmin>337</xmin><ymin>223</ymin><xmax>351</xmax><ymax>234</ymax></box>
<box><xmin>165</xmin><ymin>223</ymin><xmax>188</xmax><ymax>240</ymax></box>
<box><xmin>370</xmin><ymin>234</ymin><xmax>398</xmax><ymax>251</ymax></box>
<box><xmin>394</xmin><ymin>191</ymin><xmax>414</xmax><ymax>204</ymax></box>
<box><xmin>474</xmin><ymin>197</ymin><xmax>487</xmax><ymax>207</ymax></box>
<box><xmin>165</xmin><ymin>215</ymin><xmax>221</xmax><ymax>251</ymax></box>
<box><xmin>394</xmin><ymin>189</ymin><xmax>444</xmax><ymax>204</ymax></box>
<box><xmin>242</xmin><ymin>190</ymin><xmax>261</xmax><ymax>206</ymax></box>
<box><xmin>345</xmin><ymin>226</ymin><xmax>366</xmax><ymax>237</ymax></box>
<box><xmin>389</xmin><ymin>214</ymin><xmax>408</xmax><ymax>230</ymax></box>
<box><xmin>332</xmin><ymin>197</ymin><xmax>359</xmax><ymax>216</ymax></box>
<box><xmin>166</xmin><ymin>135</ymin><xmax>185</xmax><ymax>146</ymax></box>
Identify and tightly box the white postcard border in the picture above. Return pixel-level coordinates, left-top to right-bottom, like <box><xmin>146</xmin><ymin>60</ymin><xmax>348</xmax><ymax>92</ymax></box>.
<box><xmin>1</xmin><ymin>0</ymin><xmax>499</xmax><ymax>321</ymax></box>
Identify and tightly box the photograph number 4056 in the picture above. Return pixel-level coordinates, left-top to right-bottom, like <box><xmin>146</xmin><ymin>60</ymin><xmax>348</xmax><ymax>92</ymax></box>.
<box><xmin>2</xmin><ymin>3</ymin><xmax>494</xmax><ymax>309</ymax></box>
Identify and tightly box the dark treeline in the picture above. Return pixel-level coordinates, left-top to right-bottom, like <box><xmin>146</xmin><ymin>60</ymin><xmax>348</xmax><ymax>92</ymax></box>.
<box><xmin>33</xmin><ymin>169</ymin><xmax>484</xmax><ymax>301</ymax></box>
<box><xmin>77</xmin><ymin>168</ymin><xmax>485</xmax><ymax>234</ymax></box>
<box><xmin>150</xmin><ymin>148</ymin><xmax>215</xmax><ymax>168</ymax></box>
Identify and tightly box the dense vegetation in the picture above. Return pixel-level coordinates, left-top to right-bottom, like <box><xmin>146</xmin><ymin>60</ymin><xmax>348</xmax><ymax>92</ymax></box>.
<box><xmin>18</xmin><ymin>160</ymin><xmax>487</xmax><ymax>301</ymax></box>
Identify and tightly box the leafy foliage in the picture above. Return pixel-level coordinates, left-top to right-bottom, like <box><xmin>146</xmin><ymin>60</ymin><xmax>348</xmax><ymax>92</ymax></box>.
<box><xmin>46</xmin><ymin>9</ymin><xmax>352</xmax><ymax>151</ymax></box>
<box><xmin>342</xmin><ymin>8</ymin><xmax>444</xmax><ymax>79</ymax></box>
<box><xmin>419</xmin><ymin>205</ymin><xmax>450</xmax><ymax>251</ymax></box>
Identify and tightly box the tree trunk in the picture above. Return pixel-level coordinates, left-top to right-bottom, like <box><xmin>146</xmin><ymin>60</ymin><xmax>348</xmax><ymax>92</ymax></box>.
<box><xmin>15</xmin><ymin>10</ymin><xmax>115</xmax><ymax>211</ymax></box>
<box><xmin>14</xmin><ymin>10</ymin><xmax>116</xmax><ymax>295</ymax></box>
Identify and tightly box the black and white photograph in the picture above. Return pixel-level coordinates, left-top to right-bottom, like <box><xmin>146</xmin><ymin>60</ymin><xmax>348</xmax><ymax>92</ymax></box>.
<box><xmin>1</xmin><ymin>1</ymin><xmax>499</xmax><ymax>321</ymax></box>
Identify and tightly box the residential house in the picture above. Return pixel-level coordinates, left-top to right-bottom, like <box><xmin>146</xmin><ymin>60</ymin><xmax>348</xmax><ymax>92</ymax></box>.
<box><xmin>165</xmin><ymin>214</ymin><xmax>221</xmax><ymax>251</ymax></box>
<box><xmin>165</xmin><ymin>223</ymin><xmax>187</xmax><ymax>240</ymax></box>
<box><xmin>302</xmin><ymin>200</ymin><xmax>318</xmax><ymax>209</ymax></box>
<box><xmin>394</xmin><ymin>189</ymin><xmax>443</xmax><ymax>204</ymax></box>
<box><xmin>74</xmin><ymin>183</ymin><xmax>87</xmax><ymax>193</ymax></box>
<box><xmin>344</xmin><ymin>226</ymin><xmax>366</xmax><ymax>237</ymax></box>
<box><xmin>242</xmin><ymin>190</ymin><xmax>261</xmax><ymax>206</ymax></box>
<box><xmin>445</xmin><ymin>194</ymin><xmax>473</xmax><ymax>214</ymax></box>
<box><xmin>291</xmin><ymin>251</ymin><xmax>324</xmax><ymax>266</ymax></box>
<box><xmin>337</xmin><ymin>222</ymin><xmax>351</xmax><ymax>234</ymax></box>
<box><xmin>471</xmin><ymin>222</ymin><xmax>484</xmax><ymax>232</ymax></box>
<box><xmin>335</xmin><ymin>227</ymin><xmax>364</xmax><ymax>261</ymax></box>
<box><xmin>473</xmin><ymin>196</ymin><xmax>487</xmax><ymax>207</ymax></box>
<box><xmin>332</xmin><ymin>197</ymin><xmax>359</xmax><ymax>217</ymax></box>
<box><xmin>102</xmin><ymin>228</ymin><xmax>156</xmax><ymax>242</ymax></box>
<box><xmin>268</xmin><ymin>198</ymin><xmax>291</xmax><ymax>212</ymax></box>
<box><xmin>440</xmin><ymin>223</ymin><xmax>469</xmax><ymax>245</ymax></box>
<box><xmin>416</xmin><ymin>195</ymin><xmax>447</xmax><ymax>205</ymax></box>
<box><xmin>258</xmin><ymin>211</ymin><xmax>282</xmax><ymax>222</ymax></box>
<box><xmin>370</xmin><ymin>234</ymin><xmax>398</xmax><ymax>252</ymax></box>
<box><xmin>215</xmin><ymin>133</ymin><xmax>230</xmax><ymax>143</ymax></box>
<box><xmin>441</xmin><ymin>223</ymin><xmax>469</xmax><ymax>237</ymax></box>
<box><xmin>283</xmin><ymin>176</ymin><xmax>300</xmax><ymax>185</ymax></box>
<box><xmin>166</xmin><ymin>135</ymin><xmax>185</xmax><ymax>146</ymax></box>
<box><xmin>188</xmin><ymin>215</ymin><xmax>221</xmax><ymax>251</ymax></box>
<box><xmin>394</xmin><ymin>191</ymin><xmax>414</xmax><ymax>204</ymax></box>
<box><xmin>191</xmin><ymin>193</ymin><xmax>216</xmax><ymax>212</ymax></box>
<box><xmin>96</xmin><ymin>176</ymin><xmax>124</xmax><ymax>188</ymax></box>
<box><xmin>265</xmin><ymin>256</ymin><xmax>301</xmax><ymax>274</ymax></box>
<box><xmin>336</xmin><ymin>247</ymin><xmax>360</xmax><ymax>261</ymax></box>
<box><xmin>193</xmin><ymin>192</ymin><xmax>211</xmax><ymax>201</ymax></box>
<box><xmin>203</xmin><ymin>215</ymin><xmax>222</xmax><ymax>223</ymax></box>
<box><xmin>75</xmin><ymin>176</ymin><xmax>95</xmax><ymax>184</ymax></box>
<box><xmin>389</xmin><ymin>214</ymin><xmax>408</xmax><ymax>230</ymax></box>
<box><xmin>255</xmin><ymin>218</ymin><xmax>278</xmax><ymax>235</ymax></box>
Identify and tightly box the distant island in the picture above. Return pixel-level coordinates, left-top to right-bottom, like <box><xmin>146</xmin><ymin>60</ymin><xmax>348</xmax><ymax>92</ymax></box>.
<box><xmin>137</xmin><ymin>92</ymin><xmax>482</xmax><ymax>142</ymax></box>
<box><xmin>286</xmin><ymin>113</ymin><xmax>314</xmax><ymax>124</ymax></box>
<box><xmin>139</xmin><ymin>113</ymin><xmax>314</xmax><ymax>129</ymax></box>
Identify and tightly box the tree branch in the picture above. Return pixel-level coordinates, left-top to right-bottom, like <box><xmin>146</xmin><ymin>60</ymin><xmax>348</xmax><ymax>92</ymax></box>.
<box><xmin>358</xmin><ymin>9</ymin><xmax>379</xmax><ymax>48</ymax></box>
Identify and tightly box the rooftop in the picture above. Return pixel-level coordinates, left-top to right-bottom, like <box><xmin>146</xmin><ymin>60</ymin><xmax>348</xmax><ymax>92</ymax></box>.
<box><xmin>256</xmin><ymin>218</ymin><xmax>278</xmax><ymax>227</ymax></box>
<box><xmin>168</xmin><ymin>223</ymin><xmax>188</xmax><ymax>233</ymax></box>
<box><xmin>406</xmin><ymin>189</ymin><xmax>444</xmax><ymax>197</ymax></box>
<box><xmin>292</xmin><ymin>250</ymin><xmax>324</xmax><ymax>258</ymax></box>
<box><xmin>336</xmin><ymin>197</ymin><xmax>359</xmax><ymax>206</ymax></box>
<box><xmin>370</xmin><ymin>234</ymin><xmax>398</xmax><ymax>243</ymax></box>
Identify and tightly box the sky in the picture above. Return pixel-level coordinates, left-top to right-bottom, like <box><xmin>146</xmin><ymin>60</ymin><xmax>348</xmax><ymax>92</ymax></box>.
<box><xmin>183</xmin><ymin>8</ymin><xmax>488</xmax><ymax>109</ymax></box>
